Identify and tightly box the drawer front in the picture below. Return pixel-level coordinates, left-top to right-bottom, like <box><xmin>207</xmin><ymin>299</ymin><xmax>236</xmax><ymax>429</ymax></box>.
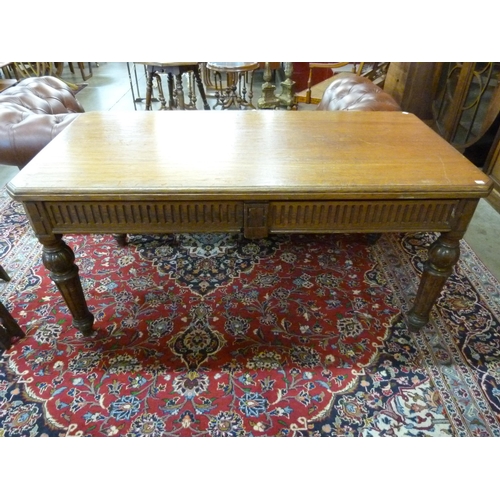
<box><xmin>268</xmin><ymin>200</ymin><xmax>459</xmax><ymax>233</ymax></box>
<box><xmin>43</xmin><ymin>201</ymin><xmax>245</xmax><ymax>233</ymax></box>
<box><xmin>28</xmin><ymin>199</ymin><xmax>460</xmax><ymax>237</ymax></box>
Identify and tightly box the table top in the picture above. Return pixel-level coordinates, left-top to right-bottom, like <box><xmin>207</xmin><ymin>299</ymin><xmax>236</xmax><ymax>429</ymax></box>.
<box><xmin>207</xmin><ymin>62</ymin><xmax>260</xmax><ymax>72</ymax></box>
<box><xmin>140</xmin><ymin>62</ymin><xmax>199</xmax><ymax>67</ymax></box>
<box><xmin>7</xmin><ymin>110</ymin><xmax>493</xmax><ymax>202</ymax></box>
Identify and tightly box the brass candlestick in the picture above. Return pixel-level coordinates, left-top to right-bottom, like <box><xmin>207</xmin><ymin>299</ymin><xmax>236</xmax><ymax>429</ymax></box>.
<box><xmin>258</xmin><ymin>62</ymin><xmax>281</xmax><ymax>109</ymax></box>
<box><xmin>278</xmin><ymin>62</ymin><xmax>297</xmax><ymax>110</ymax></box>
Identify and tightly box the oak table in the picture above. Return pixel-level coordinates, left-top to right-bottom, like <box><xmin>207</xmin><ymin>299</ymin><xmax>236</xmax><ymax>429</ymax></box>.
<box><xmin>6</xmin><ymin>110</ymin><xmax>493</xmax><ymax>336</ymax></box>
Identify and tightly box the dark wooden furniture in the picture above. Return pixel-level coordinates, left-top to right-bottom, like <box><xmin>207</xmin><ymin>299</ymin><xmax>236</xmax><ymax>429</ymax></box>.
<box><xmin>0</xmin><ymin>265</ymin><xmax>25</xmax><ymax>350</ymax></box>
<box><xmin>485</xmin><ymin>126</ymin><xmax>500</xmax><ymax>212</ymax></box>
<box><xmin>383</xmin><ymin>62</ymin><xmax>438</xmax><ymax>121</ymax></box>
<box><xmin>0</xmin><ymin>265</ymin><xmax>9</xmax><ymax>281</ymax></box>
<box><xmin>55</xmin><ymin>62</ymin><xmax>93</xmax><ymax>81</ymax></box>
<box><xmin>385</xmin><ymin>63</ymin><xmax>500</xmax><ymax>154</ymax></box>
<box><xmin>6</xmin><ymin>110</ymin><xmax>492</xmax><ymax>336</ymax></box>
<box><xmin>431</xmin><ymin>63</ymin><xmax>500</xmax><ymax>150</ymax></box>
<box><xmin>144</xmin><ymin>63</ymin><xmax>210</xmax><ymax>111</ymax></box>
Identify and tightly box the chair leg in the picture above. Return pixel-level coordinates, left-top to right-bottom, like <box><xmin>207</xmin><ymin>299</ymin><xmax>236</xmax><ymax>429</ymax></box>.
<box><xmin>167</xmin><ymin>74</ymin><xmax>175</xmax><ymax>109</ymax></box>
<box><xmin>194</xmin><ymin>67</ymin><xmax>211</xmax><ymax>110</ymax></box>
<box><xmin>175</xmin><ymin>74</ymin><xmax>186</xmax><ymax>110</ymax></box>
<box><xmin>113</xmin><ymin>234</ymin><xmax>128</xmax><ymax>246</ymax></box>
<box><xmin>145</xmin><ymin>71</ymin><xmax>154</xmax><ymax>110</ymax></box>
<box><xmin>0</xmin><ymin>302</ymin><xmax>25</xmax><ymax>350</ymax></box>
<box><xmin>155</xmin><ymin>74</ymin><xmax>168</xmax><ymax>110</ymax></box>
<box><xmin>78</xmin><ymin>62</ymin><xmax>92</xmax><ymax>81</ymax></box>
<box><xmin>0</xmin><ymin>264</ymin><xmax>10</xmax><ymax>281</ymax></box>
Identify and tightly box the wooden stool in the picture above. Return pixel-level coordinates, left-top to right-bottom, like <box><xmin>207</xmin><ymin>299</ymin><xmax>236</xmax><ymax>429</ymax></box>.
<box><xmin>144</xmin><ymin>63</ymin><xmax>210</xmax><ymax>111</ymax></box>
<box><xmin>0</xmin><ymin>265</ymin><xmax>25</xmax><ymax>350</ymax></box>
<box><xmin>206</xmin><ymin>62</ymin><xmax>259</xmax><ymax>110</ymax></box>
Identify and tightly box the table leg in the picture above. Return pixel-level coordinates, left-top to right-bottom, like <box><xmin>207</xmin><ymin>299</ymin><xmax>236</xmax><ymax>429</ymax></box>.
<box><xmin>175</xmin><ymin>74</ymin><xmax>186</xmax><ymax>110</ymax></box>
<box><xmin>40</xmin><ymin>235</ymin><xmax>94</xmax><ymax>336</ymax></box>
<box><xmin>186</xmin><ymin>71</ymin><xmax>196</xmax><ymax>109</ymax></box>
<box><xmin>194</xmin><ymin>68</ymin><xmax>211</xmax><ymax>110</ymax></box>
<box><xmin>155</xmin><ymin>74</ymin><xmax>167</xmax><ymax>110</ymax></box>
<box><xmin>407</xmin><ymin>232</ymin><xmax>461</xmax><ymax>331</ymax></box>
<box><xmin>126</xmin><ymin>63</ymin><xmax>137</xmax><ymax>110</ymax></box>
<box><xmin>407</xmin><ymin>198</ymin><xmax>477</xmax><ymax>332</ymax></box>
<box><xmin>167</xmin><ymin>73</ymin><xmax>175</xmax><ymax>109</ymax></box>
<box><xmin>145</xmin><ymin>71</ymin><xmax>153</xmax><ymax>110</ymax></box>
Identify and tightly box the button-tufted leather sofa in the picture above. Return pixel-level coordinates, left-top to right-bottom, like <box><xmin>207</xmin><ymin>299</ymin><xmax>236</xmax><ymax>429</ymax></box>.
<box><xmin>316</xmin><ymin>72</ymin><xmax>401</xmax><ymax>111</ymax></box>
<box><xmin>0</xmin><ymin>76</ymin><xmax>85</xmax><ymax>169</ymax></box>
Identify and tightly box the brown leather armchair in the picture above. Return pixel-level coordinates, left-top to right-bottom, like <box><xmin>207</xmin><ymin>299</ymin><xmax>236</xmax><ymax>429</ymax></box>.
<box><xmin>0</xmin><ymin>76</ymin><xmax>84</xmax><ymax>169</ymax></box>
<box><xmin>317</xmin><ymin>72</ymin><xmax>401</xmax><ymax>111</ymax></box>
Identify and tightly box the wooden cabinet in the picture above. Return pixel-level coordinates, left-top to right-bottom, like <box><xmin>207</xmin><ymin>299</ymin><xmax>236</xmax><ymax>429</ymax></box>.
<box><xmin>384</xmin><ymin>62</ymin><xmax>438</xmax><ymax>121</ymax></box>
<box><xmin>486</xmin><ymin>128</ymin><xmax>500</xmax><ymax>212</ymax></box>
<box><xmin>432</xmin><ymin>63</ymin><xmax>500</xmax><ymax>151</ymax></box>
<box><xmin>385</xmin><ymin>63</ymin><xmax>500</xmax><ymax>153</ymax></box>
<box><xmin>385</xmin><ymin>62</ymin><xmax>500</xmax><ymax>214</ymax></box>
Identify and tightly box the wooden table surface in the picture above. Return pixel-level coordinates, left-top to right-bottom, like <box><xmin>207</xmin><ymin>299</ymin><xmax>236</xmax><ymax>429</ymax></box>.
<box><xmin>5</xmin><ymin>110</ymin><xmax>493</xmax><ymax>338</ymax></box>
<box><xmin>8</xmin><ymin>110</ymin><xmax>491</xmax><ymax>201</ymax></box>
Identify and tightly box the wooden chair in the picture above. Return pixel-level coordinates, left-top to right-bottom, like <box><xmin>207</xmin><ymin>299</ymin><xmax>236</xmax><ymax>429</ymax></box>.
<box><xmin>55</xmin><ymin>63</ymin><xmax>93</xmax><ymax>81</ymax></box>
<box><xmin>206</xmin><ymin>62</ymin><xmax>260</xmax><ymax>109</ymax></box>
<box><xmin>0</xmin><ymin>265</ymin><xmax>25</xmax><ymax>350</ymax></box>
<box><xmin>144</xmin><ymin>63</ymin><xmax>210</xmax><ymax>111</ymax></box>
<box><xmin>294</xmin><ymin>63</ymin><xmax>358</xmax><ymax>105</ymax></box>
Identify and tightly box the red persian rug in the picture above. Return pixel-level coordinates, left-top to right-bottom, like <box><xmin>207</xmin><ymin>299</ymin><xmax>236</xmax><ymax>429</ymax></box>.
<box><xmin>1</xmin><ymin>189</ymin><xmax>500</xmax><ymax>436</ymax></box>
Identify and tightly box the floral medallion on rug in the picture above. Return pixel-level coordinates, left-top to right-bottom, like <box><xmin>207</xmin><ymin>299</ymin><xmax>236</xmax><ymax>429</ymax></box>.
<box><xmin>1</xmin><ymin>190</ymin><xmax>500</xmax><ymax>436</ymax></box>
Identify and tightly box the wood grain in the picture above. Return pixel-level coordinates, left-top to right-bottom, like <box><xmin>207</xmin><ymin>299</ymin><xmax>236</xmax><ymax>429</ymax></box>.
<box><xmin>7</xmin><ymin>111</ymin><xmax>492</xmax><ymax>201</ymax></box>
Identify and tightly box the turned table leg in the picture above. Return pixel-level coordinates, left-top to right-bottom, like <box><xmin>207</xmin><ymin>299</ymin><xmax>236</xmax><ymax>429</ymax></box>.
<box><xmin>175</xmin><ymin>74</ymin><xmax>186</xmax><ymax>110</ymax></box>
<box><xmin>145</xmin><ymin>70</ymin><xmax>154</xmax><ymax>110</ymax></box>
<box><xmin>167</xmin><ymin>73</ymin><xmax>175</xmax><ymax>109</ymax></box>
<box><xmin>407</xmin><ymin>198</ymin><xmax>478</xmax><ymax>332</ymax></box>
<box><xmin>40</xmin><ymin>235</ymin><xmax>94</xmax><ymax>336</ymax></box>
<box><xmin>407</xmin><ymin>232</ymin><xmax>461</xmax><ymax>331</ymax></box>
<box><xmin>194</xmin><ymin>67</ymin><xmax>211</xmax><ymax>110</ymax></box>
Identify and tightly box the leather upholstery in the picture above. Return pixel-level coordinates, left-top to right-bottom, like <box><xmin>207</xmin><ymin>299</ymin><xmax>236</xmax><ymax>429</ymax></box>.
<box><xmin>317</xmin><ymin>72</ymin><xmax>401</xmax><ymax>112</ymax></box>
<box><xmin>0</xmin><ymin>76</ymin><xmax>84</xmax><ymax>169</ymax></box>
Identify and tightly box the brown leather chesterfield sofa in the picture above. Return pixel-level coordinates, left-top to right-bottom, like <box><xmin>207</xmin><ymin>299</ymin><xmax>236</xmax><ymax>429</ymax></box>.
<box><xmin>0</xmin><ymin>76</ymin><xmax>84</xmax><ymax>169</ymax></box>
<box><xmin>316</xmin><ymin>72</ymin><xmax>401</xmax><ymax>111</ymax></box>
